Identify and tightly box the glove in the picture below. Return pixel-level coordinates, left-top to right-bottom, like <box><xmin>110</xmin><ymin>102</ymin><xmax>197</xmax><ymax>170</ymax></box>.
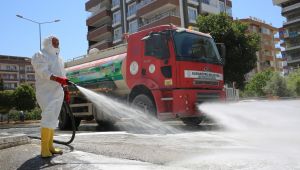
<box><xmin>52</xmin><ymin>75</ymin><xmax>68</xmax><ymax>86</ymax></box>
<box><xmin>63</xmin><ymin>86</ymin><xmax>71</xmax><ymax>104</ymax></box>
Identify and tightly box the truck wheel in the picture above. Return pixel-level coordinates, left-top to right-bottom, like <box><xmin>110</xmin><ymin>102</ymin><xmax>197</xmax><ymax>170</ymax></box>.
<box><xmin>182</xmin><ymin>117</ymin><xmax>203</xmax><ymax>126</ymax></box>
<box><xmin>96</xmin><ymin>120</ymin><xmax>114</xmax><ymax>128</ymax></box>
<box><xmin>132</xmin><ymin>94</ymin><xmax>156</xmax><ymax>116</ymax></box>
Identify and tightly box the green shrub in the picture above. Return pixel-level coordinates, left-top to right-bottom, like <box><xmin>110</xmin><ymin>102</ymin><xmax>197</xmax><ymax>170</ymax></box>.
<box><xmin>25</xmin><ymin>107</ymin><xmax>42</xmax><ymax>120</ymax></box>
<box><xmin>243</xmin><ymin>70</ymin><xmax>274</xmax><ymax>97</ymax></box>
<box><xmin>0</xmin><ymin>90</ymin><xmax>14</xmax><ymax>113</ymax></box>
<box><xmin>286</xmin><ymin>69</ymin><xmax>300</xmax><ymax>96</ymax></box>
<box><xmin>13</xmin><ymin>83</ymin><xmax>36</xmax><ymax>111</ymax></box>
<box><xmin>263</xmin><ymin>73</ymin><xmax>291</xmax><ymax>97</ymax></box>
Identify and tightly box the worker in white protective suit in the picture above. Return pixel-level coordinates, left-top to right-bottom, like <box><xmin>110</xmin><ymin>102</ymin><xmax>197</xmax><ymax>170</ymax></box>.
<box><xmin>31</xmin><ymin>36</ymin><xmax>70</xmax><ymax>158</ymax></box>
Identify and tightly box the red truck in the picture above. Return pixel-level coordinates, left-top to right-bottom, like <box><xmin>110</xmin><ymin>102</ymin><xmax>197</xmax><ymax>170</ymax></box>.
<box><xmin>59</xmin><ymin>25</ymin><xmax>225</xmax><ymax>129</ymax></box>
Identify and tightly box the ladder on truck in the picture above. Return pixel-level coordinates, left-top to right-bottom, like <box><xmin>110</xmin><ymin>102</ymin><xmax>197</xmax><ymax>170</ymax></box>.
<box><xmin>65</xmin><ymin>43</ymin><xmax>127</xmax><ymax>68</ymax></box>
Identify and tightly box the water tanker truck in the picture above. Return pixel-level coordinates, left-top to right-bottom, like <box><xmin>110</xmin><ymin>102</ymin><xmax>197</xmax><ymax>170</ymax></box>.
<box><xmin>59</xmin><ymin>25</ymin><xmax>226</xmax><ymax>130</ymax></box>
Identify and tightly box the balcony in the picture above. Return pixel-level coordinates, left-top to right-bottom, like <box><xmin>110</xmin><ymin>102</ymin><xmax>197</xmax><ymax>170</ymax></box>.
<box><xmin>285</xmin><ymin>44</ymin><xmax>300</xmax><ymax>52</ymax></box>
<box><xmin>139</xmin><ymin>10</ymin><xmax>181</xmax><ymax>30</ymax></box>
<box><xmin>86</xmin><ymin>0</ymin><xmax>101</xmax><ymax>12</ymax></box>
<box><xmin>89</xmin><ymin>40</ymin><xmax>113</xmax><ymax>51</ymax></box>
<box><xmin>87</xmin><ymin>10</ymin><xmax>112</xmax><ymax>27</ymax></box>
<box><xmin>0</xmin><ymin>69</ymin><xmax>18</xmax><ymax>72</ymax></box>
<box><xmin>26</xmin><ymin>79</ymin><xmax>36</xmax><ymax>82</ymax></box>
<box><xmin>282</xmin><ymin>2</ymin><xmax>300</xmax><ymax>14</ymax></box>
<box><xmin>87</xmin><ymin>25</ymin><xmax>112</xmax><ymax>41</ymax></box>
<box><xmin>137</xmin><ymin>0</ymin><xmax>178</xmax><ymax>18</ymax></box>
<box><xmin>2</xmin><ymin>78</ymin><xmax>18</xmax><ymax>81</ymax></box>
<box><xmin>187</xmin><ymin>0</ymin><xmax>199</xmax><ymax>6</ymax></box>
<box><xmin>263</xmin><ymin>55</ymin><xmax>275</xmax><ymax>61</ymax></box>
<box><xmin>201</xmin><ymin>0</ymin><xmax>220</xmax><ymax>14</ymax></box>
<box><xmin>283</xmin><ymin>17</ymin><xmax>300</xmax><ymax>27</ymax></box>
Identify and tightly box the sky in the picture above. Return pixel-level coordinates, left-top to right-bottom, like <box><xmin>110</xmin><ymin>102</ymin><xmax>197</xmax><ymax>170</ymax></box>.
<box><xmin>0</xmin><ymin>0</ymin><xmax>285</xmax><ymax>61</ymax></box>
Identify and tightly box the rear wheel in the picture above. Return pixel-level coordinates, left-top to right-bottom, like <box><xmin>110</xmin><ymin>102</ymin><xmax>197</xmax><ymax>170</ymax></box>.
<box><xmin>132</xmin><ymin>94</ymin><xmax>156</xmax><ymax>116</ymax></box>
<box><xmin>182</xmin><ymin>117</ymin><xmax>203</xmax><ymax>126</ymax></box>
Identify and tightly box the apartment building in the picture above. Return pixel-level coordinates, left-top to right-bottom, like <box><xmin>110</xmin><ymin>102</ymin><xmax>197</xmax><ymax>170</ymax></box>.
<box><xmin>273</xmin><ymin>0</ymin><xmax>300</xmax><ymax>71</ymax></box>
<box><xmin>239</xmin><ymin>17</ymin><xmax>284</xmax><ymax>77</ymax></box>
<box><xmin>0</xmin><ymin>55</ymin><xmax>35</xmax><ymax>90</ymax></box>
<box><xmin>85</xmin><ymin>0</ymin><xmax>232</xmax><ymax>51</ymax></box>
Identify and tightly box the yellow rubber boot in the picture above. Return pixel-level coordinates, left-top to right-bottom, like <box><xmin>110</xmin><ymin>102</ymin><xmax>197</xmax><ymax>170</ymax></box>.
<box><xmin>49</xmin><ymin>129</ymin><xmax>63</xmax><ymax>154</ymax></box>
<box><xmin>41</xmin><ymin>128</ymin><xmax>52</xmax><ymax>158</ymax></box>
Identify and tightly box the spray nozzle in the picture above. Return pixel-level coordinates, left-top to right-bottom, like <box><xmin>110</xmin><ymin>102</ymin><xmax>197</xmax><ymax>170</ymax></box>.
<box><xmin>67</xmin><ymin>80</ymin><xmax>77</xmax><ymax>87</ymax></box>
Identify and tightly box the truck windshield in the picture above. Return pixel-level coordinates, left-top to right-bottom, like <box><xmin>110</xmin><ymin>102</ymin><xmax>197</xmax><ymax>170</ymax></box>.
<box><xmin>173</xmin><ymin>31</ymin><xmax>222</xmax><ymax>64</ymax></box>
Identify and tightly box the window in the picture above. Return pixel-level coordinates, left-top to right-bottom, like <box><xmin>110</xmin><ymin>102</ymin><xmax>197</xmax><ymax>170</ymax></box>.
<box><xmin>128</xmin><ymin>20</ymin><xmax>138</xmax><ymax>33</ymax></box>
<box><xmin>144</xmin><ymin>33</ymin><xmax>169</xmax><ymax>59</ymax></box>
<box><xmin>202</xmin><ymin>0</ymin><xmax>210</xmax><ymax>5</ymax></box>
<box><xmin>226</xmin><ymin>6</ymin><xmax>232</xmax><ymax>16</ymax></box>
<box><xmin>114</xmin><ymin>27</ymin><xmax>122</xmax><ymax>42</ymax></box>
<box><xmin>173</xmin><ymin>31</ymin><xmax>221</xmax><ymax>64</ymax></box>
<box><xmin>127</xmin><ymin>2</ymin><xmax>137</xmax><ymax>17</ymax></box>
<box><xmin>219</xmin><ymin>1</ymin><xmax>225</xmax><ymax>12</ymax></box>
<box><xmin>188</xmin><ymin>7</ymin><xmax>198</xmax><ymax>23</ymax></box>
<box><xmin>27</xmin><ymin>75</ymin><xmax>35</xmax><ymax>80</ymax></box>
<box><xmin>112</xmin><ymin>0</ymin><xmax>120</xmax><ymax>9</ymax></box>
<box><xmin>26</xmin><ymin>66</ymin><xmax>33</xmax><ymax>71</ymax></box>
<box><xmin>261</xmin><ymin>27</ymin><xmax>271</xmax><ymax>35</ymax></box>
<box><xmin>113</xmin><ymin>11</ymin><xmax>121</xmax><ymax>26</ymax></box>
<box><xmin>5</xmin><ymin>65</ymin><xmax>17</xmax><ymax>71</ymax></box>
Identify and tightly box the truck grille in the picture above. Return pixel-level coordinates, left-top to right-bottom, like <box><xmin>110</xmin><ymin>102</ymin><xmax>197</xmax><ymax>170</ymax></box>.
<box><xmin>196</xmin><ymin>92</ymin><xmax>220</xmax><ymax>104</ymax></box>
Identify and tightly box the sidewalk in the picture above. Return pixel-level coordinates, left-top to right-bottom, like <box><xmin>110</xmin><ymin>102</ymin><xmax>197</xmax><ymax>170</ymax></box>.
<box><xmin>0</xmin><ymin>121</ymin><xmax>39</xmax><ymax>150</ymax></box>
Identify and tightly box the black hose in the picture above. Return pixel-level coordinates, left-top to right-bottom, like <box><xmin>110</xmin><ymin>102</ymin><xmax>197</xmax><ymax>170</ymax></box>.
<box><xmin>28</xmin><ymin>82</ymin><xmax>77</xmax><ymax>146</ymax></box>
<box><xmin>53</xmin><ymin>101</ymin><xmax>76</xmax><ymax>145</ymax></box>
<box><xmin>28</xmin><ymin>102</ymin><xmax>76</xmax><ymax>145</ymax></box>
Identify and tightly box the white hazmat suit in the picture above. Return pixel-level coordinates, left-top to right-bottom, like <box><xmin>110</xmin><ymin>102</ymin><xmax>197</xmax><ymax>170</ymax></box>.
<box><xmin>31</xmin><ymin>36</ymin><xmax>66</xmax><ymax>129</ymax></box>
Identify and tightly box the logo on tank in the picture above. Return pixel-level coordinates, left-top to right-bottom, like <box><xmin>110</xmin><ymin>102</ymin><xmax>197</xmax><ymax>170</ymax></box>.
<box><xmin>149</xmin><ymin>64</ymin><xmax>155</xmax><ymax>74</ymax></box>
<box><xmin>130</xmin><ymin>61</ymin><xmax>139</xmax><ymax>75</ymax></box>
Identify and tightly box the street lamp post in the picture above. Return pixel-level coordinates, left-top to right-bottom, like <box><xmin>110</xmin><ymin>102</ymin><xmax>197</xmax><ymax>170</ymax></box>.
<box><xmin>16</xmin><ymin>14</ymin><xmax>60</xmax><ymax>50</ymax></box>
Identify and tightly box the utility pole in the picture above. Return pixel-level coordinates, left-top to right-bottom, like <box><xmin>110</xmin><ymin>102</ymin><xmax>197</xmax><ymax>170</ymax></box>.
<box><xmin>16</xmin><ymin>15</ymin><xmax>60</xmax><ymax>50</ymax></box>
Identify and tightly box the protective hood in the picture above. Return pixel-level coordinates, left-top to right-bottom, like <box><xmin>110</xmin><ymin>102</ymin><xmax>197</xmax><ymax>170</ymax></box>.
<box><xmin>42</xmin><ymin>36</ymin><xmax>60</xmax><ymax>57</ymax></box>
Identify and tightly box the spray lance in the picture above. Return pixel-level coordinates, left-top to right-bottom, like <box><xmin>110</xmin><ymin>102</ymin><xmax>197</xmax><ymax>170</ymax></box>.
<box><xmin>28</xmin><ymin>80</ymin><xmax>78</xmax><ymax>145</ymax></box>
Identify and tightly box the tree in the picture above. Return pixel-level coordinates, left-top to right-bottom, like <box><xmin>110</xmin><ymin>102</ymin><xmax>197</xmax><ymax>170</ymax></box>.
<box><xmin>196</xmin><ymin>13</ymin><xmax>260</xmax><ymax>88</ymax></box>
<box><xmin>263</xmin><ymin>73</ymin><xmax>290</xmax><ymax>97</ymax></box>
<box><xmin>286</xmin><ymin>68</ymin><xmax>300</xmax><ymax>96</ymax></box>
<box><xmin>0</xmin><ymin>78</ymin><xmax>4</xmax><ymax>91</ymax></box>
<box><xmin>0</xmin><ymin>90</ymin><xmax>14</xmax><ymax>113</ymax></box>
<box><xmin>13</xmin><ymin>83</ymin><xmax>36</xmax><ymax>111</ymax></box>
<box><xmin>243</xmin><ymin>69</ymin><xmax>274</xmax><ymax>97</ymax></box>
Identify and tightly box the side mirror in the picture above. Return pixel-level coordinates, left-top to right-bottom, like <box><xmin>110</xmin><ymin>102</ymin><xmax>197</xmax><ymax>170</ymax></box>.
<box><xmin>216</xmin><ymin>43</ymin><xmax>226</xmax><ymax>65</ymax></box>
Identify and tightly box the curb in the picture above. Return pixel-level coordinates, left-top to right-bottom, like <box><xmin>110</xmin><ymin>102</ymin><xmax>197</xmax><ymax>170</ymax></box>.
<box><xmin>0</xmin><ymin>134</ymin><xmax>30</xmax><ymax>150</ymax></box>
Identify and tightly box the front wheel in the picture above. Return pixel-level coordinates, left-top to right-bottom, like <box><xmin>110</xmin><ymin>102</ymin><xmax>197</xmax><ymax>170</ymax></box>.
<box><xmin>182</xmin><ymin>117</ymin><xmax>203</xmax><ymax>126</ymax></box>
<box><xmin>131</xmin><ymin>94</ymin><xmax>156</xmax><ymax>116</ymax></box>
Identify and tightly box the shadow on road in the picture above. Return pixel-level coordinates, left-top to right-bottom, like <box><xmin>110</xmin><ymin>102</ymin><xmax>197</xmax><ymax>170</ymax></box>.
<box><xmin>17</xmin><ymin>155</ymin><xmax>66</xmax><ymax>170</ymax></box>
<box><xmin>76</xmin><ymin>121</ymin><xmax>222</xmax><ymax>134</ymax></box>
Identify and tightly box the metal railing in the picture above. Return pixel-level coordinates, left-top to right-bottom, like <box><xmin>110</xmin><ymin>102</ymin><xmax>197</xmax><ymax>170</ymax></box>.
<box><xmin>139</xmin><ymin>9</ymin><xmax>179</xmax><ymax>28</ymax></box>
<box><xmin>137</xmin><ymin>0</ymin><xmax>156</xmax><ymax>10</ymax></box>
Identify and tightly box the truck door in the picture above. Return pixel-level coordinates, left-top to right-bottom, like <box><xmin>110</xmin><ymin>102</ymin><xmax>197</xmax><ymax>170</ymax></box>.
<box><xmin>141</xmin><ymin>32</ymin><xmax>175</xmax><ymax>88</ymax></box>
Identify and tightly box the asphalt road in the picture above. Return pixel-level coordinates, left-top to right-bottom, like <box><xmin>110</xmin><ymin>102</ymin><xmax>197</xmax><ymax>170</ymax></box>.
<box><xmin>0</xmin><ymin>119</ymin><xmax>299</xmax><ymax>170</ymax></box>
